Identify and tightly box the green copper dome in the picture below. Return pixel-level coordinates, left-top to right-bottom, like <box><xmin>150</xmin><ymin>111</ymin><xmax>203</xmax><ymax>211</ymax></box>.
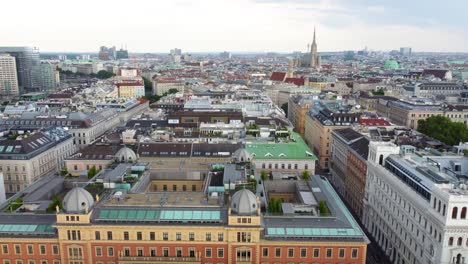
<box><xmin>384</xmin><ymin>60</ymin><xmax>399</xmax><ymax>70</ymax></box>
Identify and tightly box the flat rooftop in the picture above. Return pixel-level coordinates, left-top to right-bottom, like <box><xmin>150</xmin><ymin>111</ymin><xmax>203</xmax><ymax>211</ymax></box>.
<box><xmin>104</xmin><ymin>192</ymin><xmax>219</xmax><ymax>207</ymax></box>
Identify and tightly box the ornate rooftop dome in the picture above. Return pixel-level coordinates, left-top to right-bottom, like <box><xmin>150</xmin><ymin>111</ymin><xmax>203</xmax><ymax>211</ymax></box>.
<box><xmin>231</xmin><ymin>189</ymin><xmax>258</xmax><ymax>215</ymax></box>
<box><xmin>115</xmin><ymin>146</ymin><xmax>137</xmax><ymax>162</ymax></box>
<box><xmin>62</xmin><ymin>187</ymin><xmax>94</xmax><ymax>213</ymax></box>
<box><xmin>232</xmin><ymin>148</ymin><xmax>252</xmax><ymax>163</ymax></box>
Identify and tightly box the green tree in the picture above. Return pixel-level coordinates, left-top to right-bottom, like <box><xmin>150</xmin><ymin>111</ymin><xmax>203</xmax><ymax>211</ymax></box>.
<box><xmin>301</xmin><ymin>170</ymin><xmax>310</xmax><ymax>180</ymax></box>
<box><xmin>418</xmin><ymin>115</ymin><xmax>468</xmax><ymax>146</ymax></box>
<box><xmin>281</xmin><ymin>103</ymin><xmax>288</xmax><ymax>117</ymax></box>
<box><xmin>87</xmin><ymin>166</ymin><xmax>97</xmax><ymax>178</ymax></box>
<box><xmin>261</xmin><ymin>170</ymin><xmax>267</xmax><ymax>181</ymax></box>
<box><xmin>168</xmin><ymin>88</ymin><xmax>179</xmax><ymax>94</ymax></box>
<box><xmin>60</xmin><ymin>166</ymin><xmax>68</xmax><ymax>176</ymax></box>
<box><xmin>47</xmin><ymin>194</ymin><xmax>62</xmax><ymax>211</ymax></box>
<box><xmin>319</xmin><ymin>200</ymin><xmax>329</xmax><ymax>216</ymax></box>
<box><xmin>142</xmin><ymin>77</ymin><xmax>153</xmax><ymax>95</ymax></box>
<box><xmin>371</xmin><ymin>88</ymin><xmax>385</xmax><ymax>96</ymax></box>
<box><xmin>96</xmin><ymin>70</ymin><xmax>115</xmax><ymax>79</ymax></box>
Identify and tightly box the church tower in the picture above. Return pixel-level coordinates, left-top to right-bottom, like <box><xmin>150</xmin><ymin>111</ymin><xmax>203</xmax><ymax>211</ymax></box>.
<box><xmin>310</xmin><ymin>27</ymin><xmax>320</xmax><ymax>69</ymax></box>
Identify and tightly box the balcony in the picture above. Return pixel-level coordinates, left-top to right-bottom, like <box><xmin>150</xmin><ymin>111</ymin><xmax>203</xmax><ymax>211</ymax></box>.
<box><xmin>118</xmin><ymin>256</ymin><xmax>202</xmax><ymax>264</ymax></box>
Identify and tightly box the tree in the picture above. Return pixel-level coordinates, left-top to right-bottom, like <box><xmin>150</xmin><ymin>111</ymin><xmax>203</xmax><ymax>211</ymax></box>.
<box><xmin>261</xmin><ymin>170</ymin><xmax>267</xmax><ymax>181</ymax></box>
<box><xmin>60</xmin><ymin>166</ymin><xmax>68</xmax><ymax>176</ymax></box>
<box><xmin>96</xmin><ymin>70</ymin><xmax>115</xmax><ymax>79</ymax></box>
<box><xmin>371</xmin><ymin>88</ymin><xmax>385</xmax><ymax>96</ymax></box>
<box><xmin>47</xmin><ymin>194</ymin><xmax>62</xmax><ymax>211</ymax></box>
<box><xmin>281</xmin><ymin>103</ymin><xmax>288</xmax><ymax>117</ymax></box>
<box><xmin>142</xmin><ymin>77</ymin><xmax>153</xmax><ymax>95</ymax></box>
<box><xmin>418</xmin><ymin>115</ymin><xmax>468</xmax><ymax>146</ymax></box>
<box><xmin>168</xmin><ymin>88</ymin><xmax>179</xmax><ymax>94</ymax></box>
<box><xmin>87</xmin><ymin>166</ymin><xmax>97</xmax><ymax>178</ymax></box>
<box><xmin>301</xmin><ymin>170</ymin><xmax>310</xmax><ymax>180</ymax></box>
<box><xmin>319</xmin><ymin>200</ymin><xmax>329</xmax><ymax>216</ymax></box>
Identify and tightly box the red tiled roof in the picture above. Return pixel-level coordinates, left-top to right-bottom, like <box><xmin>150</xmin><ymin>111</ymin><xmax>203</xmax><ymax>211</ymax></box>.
<box><xmin>270</xmin><ymin>72</ymin><xmax>286</xmax><ymax>82</ymax></box>
<box><xmin>422</xmin><ymin>69</ymin><xmax>449</xmax><ymax>79</ymax></box>
<box><xmin>359</xmin><ymin>118</ymin><xmax>391</xmax><ymax>126</ymax></box>
<box><xmin>284</xmin><ymin>77</ymin><xmax>305</xmax><ymax>86</ymax></box>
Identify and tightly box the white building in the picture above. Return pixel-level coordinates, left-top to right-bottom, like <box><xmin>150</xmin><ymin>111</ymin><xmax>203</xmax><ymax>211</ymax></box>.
<box><xmin>0</xmin><ymin>53</ymin><xmax>19</xmax><ymax>97</ymax></box>
<box><xmin>364</xmin><ymin>142</ymin><xmax>468</xmax><ymax>264</ymax></box>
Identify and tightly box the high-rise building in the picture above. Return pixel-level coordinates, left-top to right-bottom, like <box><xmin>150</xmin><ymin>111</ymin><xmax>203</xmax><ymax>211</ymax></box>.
<box><xmin>0</xmin><ymin>53</ymin><xmax>19</xmax><ymax>97</ymax></box>
<box><xmin>400</xmin><ymin>47</ymin><xmax>412</xmax><ymax>57</ymax></box>
<box><xmin>116</xmin><ymin>48</ymin><xmax>129</xmax><ymax>59</ymax></box>
<box><xmin>0</xmin><ymin>47</ymin><xmax>42</xmax><ymax>94</ymax></box>
<box><xmin>219</xmin><ymin>51</ymin><xmax>231</xmax><ymax>59</ymax></box>
<box><xmin>170</xmin><ymin>48</ymin><xmax>182</xmax><ymax>56</ymax></box>
<box><xmin>40</xmin><ymin>61</ymin><xmax>58</xmax><ymax>92</ymax></box>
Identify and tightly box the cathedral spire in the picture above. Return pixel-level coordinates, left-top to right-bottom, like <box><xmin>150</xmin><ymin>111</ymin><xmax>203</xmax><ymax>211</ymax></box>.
<box><xmin>313</xmin><ymin>27</ymin><xmax>316</xmax><ymax>45</ymax></box>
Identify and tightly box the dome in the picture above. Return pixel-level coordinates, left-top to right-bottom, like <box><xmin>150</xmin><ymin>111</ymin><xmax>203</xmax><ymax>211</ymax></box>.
<box><xmin>62</xmin><ymin>187</ymin><xmax>94</xmax><ymax>213</ymax></box>
<box><xmin>231</xmin><ymin>189</ymin><xmax>258</xmax><ymax>215</ymax></box>
<box><xmin>115</xmin><ymin>146</ymin><xmax>137</xmax><ymax>163</ymax></box>
<box><xmin>232</xmin><ymin>148</ymin><xmax>251</xmax><ymax>163</ymax></box>
<box><xmin>384</xmin><ymin>60</ymin><xmax>399</xmax><ymax>70</ymax></box>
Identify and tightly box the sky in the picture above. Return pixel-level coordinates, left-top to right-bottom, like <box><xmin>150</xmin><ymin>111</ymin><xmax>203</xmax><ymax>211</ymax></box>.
<box><xmin>1</xmin><ymin>0</ymin><xmax>467</xmax><ymax>53</ymax></box>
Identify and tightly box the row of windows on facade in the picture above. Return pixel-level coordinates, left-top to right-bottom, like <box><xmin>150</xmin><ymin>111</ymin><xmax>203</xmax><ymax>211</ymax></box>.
<box><xmin>0</xmin><ymin>166</ymin><xmax>26</xmax><ymax>172</ymax></box>
<box><xmin>261</xmin><ymin>163</ymin><xmax>308</xmax><ymax>170</ymax></box>
<box><xmin>71</xmin><ymin>230</ymin><xmax>231</xmax><ymax>242</ymax></box>
<box><xmin>2</xmin><ymin>260</ymin><xmax>59</xmax><ymax>264</ymax></box>
<box><xmin>70</xmin><ymin>245</ymin><xmax>359</xmax><ymax>260</ymax></box>
<box><xmin>154</xmin><ymin>184</ymin><xmax>198</xmax><ymax>191</ymax></box>
<box><xmin>1</xmin><ymin>244</ymin><xmax>59</xmax><ymax>255</ymax></box>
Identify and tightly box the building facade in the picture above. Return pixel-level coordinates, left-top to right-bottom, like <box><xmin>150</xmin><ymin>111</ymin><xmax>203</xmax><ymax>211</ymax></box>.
<box><xmin>364</xmin><ymin>143</ymin><xmax>468</xmax><ymax>264</ymax></box>
<box><xmin>0</xmin><ymin>46</ymin><xmax>42</xmax><ymax>94</ymax></box>
<box><xmin>0</xmin><ymin>53</ymin><xmax>19</xmax><ymax>97</ymax></box>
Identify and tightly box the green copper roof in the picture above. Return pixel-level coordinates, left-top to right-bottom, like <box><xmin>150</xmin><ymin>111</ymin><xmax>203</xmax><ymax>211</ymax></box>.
<box><xmin>0</xmin><ymin>224</ymin><xmax>55</xmax><ymax>234</ymax></box>
<box><xmin>384</xmin><ymin>60</ymin><xmax>399</xmax><ymax>69</ymax></box>
<box><xmin>246</xmin><ymin>132</ymin><xmax>317</xmax><ymax>160</ymax></box>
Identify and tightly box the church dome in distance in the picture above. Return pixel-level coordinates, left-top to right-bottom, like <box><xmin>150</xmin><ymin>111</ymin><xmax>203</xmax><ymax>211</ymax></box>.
<box><xmin>232</xmin><ymin>148</ymin><xmax>252</xmax><ymax>163</ymax></box>
<box><xmin>62</xmin><ymin>187</ymin><xmax>94</xmax><ymax>213</ymax></box>
<box><xmin>231</xmin><ymin>189</ymin><xmax>258</xmax><ymax>215</ymax></box>
<box><xmin>384</xmin><ymin>59</ymin><xmax>400</xmax><ymax>70</ymax></box>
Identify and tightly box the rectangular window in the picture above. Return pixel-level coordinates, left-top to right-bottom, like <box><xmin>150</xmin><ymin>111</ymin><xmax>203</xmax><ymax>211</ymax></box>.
<box><xmin>107</xmin><ymin>247</ymin><xmax>114</xmax><ymax>257</ymax></box>
<box><xmin>218</xmin><ymin>232</ymin><xmax>224</xmax><ymax>241</ymax></box>
<box><xmin>206</xmin><ymin>248</ymin><xmax>212</xmax><ymax>258</ymax></box>
<box><xmin>124</xmin><ymin>248</ymin><xmax>130</xmax><ymax>257</ymax></box>
<box><xmin>288</xmin><ymin>248</ymin><xmax>294</xmax><ymax>258</ymax></box>
<box><xmin>189</xmin><ymin>248</ymin><xmax>195</xmax><ymax>258</ymax></box>
<box><xmin>137</xmin><ymin>248</ymin><xmax>143</xmax><ymax>257</ymax></box>
<box><xmin>163</xmin><ymin>248</ymin><xmax>169</xmax><ymax>257</ymax></box>
<box><xmin>27</xmin><ymin>245</ymin><xmax>33</xmax><ymax>255</ymax></box>
<box><xmin>326</xmin><ymin>248</ymin><xmax>332</xmax><ymax>258</ymax></box>
<box><xmin>206</xmin><ymin>232</ymin><xmax>211</xmax><ymax>241</ymax></box>
<box><xmin>262</xmin><ymin>247</ymin><xmax>269</xmax><ymax>257</ymax></box>
<box><xmin>351</xmin><ymin>248</ymin><xmax>358</xmax><ymax>259</ymax></box>
<box><xmin>176</xmin><ymin>248</ymin><xmax>182</xmax><ymax>257</ymax></box>
<box><xmin>163</xmin><ymin>232</ymin><xmax>168</xmax><ymax>241</ymax></box>
<box><xmin>137</xmin><ymin>232</ymin><xmax>142</xmax><ymax>241</ymax></box>
<box><xmin>15</xmin><ymin>244</ymin><xmax>21</xmax><ymax>254</ymax></box>
<box><xmin>275</xmin><ymin>248</ymin><xmax>281</xmax><ymax>257</ymax></box>
<box><xmin>176</xmin><ymin>232</ymin><xmax>181</xmax><ymax>241</ymax></box>
<box><xmin>96</xmin><ymin>247</ymin><xmax>102</xmax><ymax>257</ymax></box>
<box><xmin>2</xmin><ymin>244</ymin><xmax>8</xmax><ymax>254</ymax></box>
<box><xmin>339</xmin><ymin>248</ymin><xmax>345</xmax><ymax>258</ymax></box>
<box><xmin>189</xmin><ymin>232</ymin><xmax>195</xmax><ymax>241</ymax></box>
<box><xmin>95</xmin><ymin>231</ymin><xmax>100</xmax><ymax>240</ymax></box>
<box><xmin>218</xmin><ymin>248</ymin><xmax>224</xmax><ymax>258</ymax></box>
<box><xmin>300</xmin><ymin>248</ymin><xmax>307</xmax><ymax>258</ymax></box>
<box><xmin>40</xmin><ymin>245</ymin><xmax>46</xmax><ymax>255</ymax></box>
<box><xmin>107</xmin><ymin>231</ymin><xmax>113</xmax><ymax>240</ymax></box>
<box><xmin>313</xmin><ymin>248</ymin><xmax>320</xmax><ymax>258</ymax></box>
<box><xmin>150</xmin><ymin>232</ymin><xmax>155</xmax><ymax>240</ymax></box>
<box><xmin>123</xmin><ymin>231</ymin><xmax>129</xmax><ymax>240</ymax></box>
<box><xmin>52</xmin><ymin>245</ymin><xmax>59</xmax><ymax>255</ymax></box>
<box><xmin>150</xmin><ymin>248</ymin><xmax>156</xmax><ymax>257</ymax></box>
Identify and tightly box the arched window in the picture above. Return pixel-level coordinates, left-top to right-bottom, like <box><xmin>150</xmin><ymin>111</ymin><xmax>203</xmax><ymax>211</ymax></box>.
<box><xmin>379</xmin><ymin>155</ymin><xmax>384</xmax><ymax>165</ymax></box>
<box><xmin>458</xmin><ymin>237</ymin><xmax>463</xmax><ymax>246</ymax></box>
<box><xmin>452</xmin><ymin>207</ymin><xmax>458</xmax><ymax>219</ymax></box>
<box><xmin>461</xmin><ymin>207</ymin><xmax>467</xmax><ymax>219</ymax></box>
<box><xmin>449</xmin><ymin>237</ymin><xmax>454</xmax><ymax>246</ymax></box>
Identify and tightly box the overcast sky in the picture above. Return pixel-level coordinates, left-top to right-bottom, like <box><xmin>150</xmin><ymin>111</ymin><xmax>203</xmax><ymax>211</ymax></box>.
<box><xmin>1</xmin><ymin>0</ymin><xmax>467</xmax><ymax>53</ymax></box>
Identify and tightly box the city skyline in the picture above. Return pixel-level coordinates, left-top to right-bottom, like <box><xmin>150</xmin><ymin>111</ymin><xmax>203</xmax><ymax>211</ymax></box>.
<box><xmin>1</xmin><ymin>0</ymin><xmax>467</xmax><ymax>53</ymax></box>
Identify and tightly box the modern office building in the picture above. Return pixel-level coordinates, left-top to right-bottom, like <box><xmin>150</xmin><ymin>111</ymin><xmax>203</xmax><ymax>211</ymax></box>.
<box><xmin>0</xmin><ymin>53</ymin><xmax>19</xmax><ymax>97</ymax></box>
<box><xmin>40</xmin><ymin>61</ymin><xmax>58</xmax><ymax>92</ymax></box>
<box><xmin>0</xmin><ymin>46</ymin><xmax>41</xmax><ymax>94</ymax></box>
<box><xmin>364</xmin><ymin>143</ymin><xmax>468</xmax><ymax>264</ymax></box>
